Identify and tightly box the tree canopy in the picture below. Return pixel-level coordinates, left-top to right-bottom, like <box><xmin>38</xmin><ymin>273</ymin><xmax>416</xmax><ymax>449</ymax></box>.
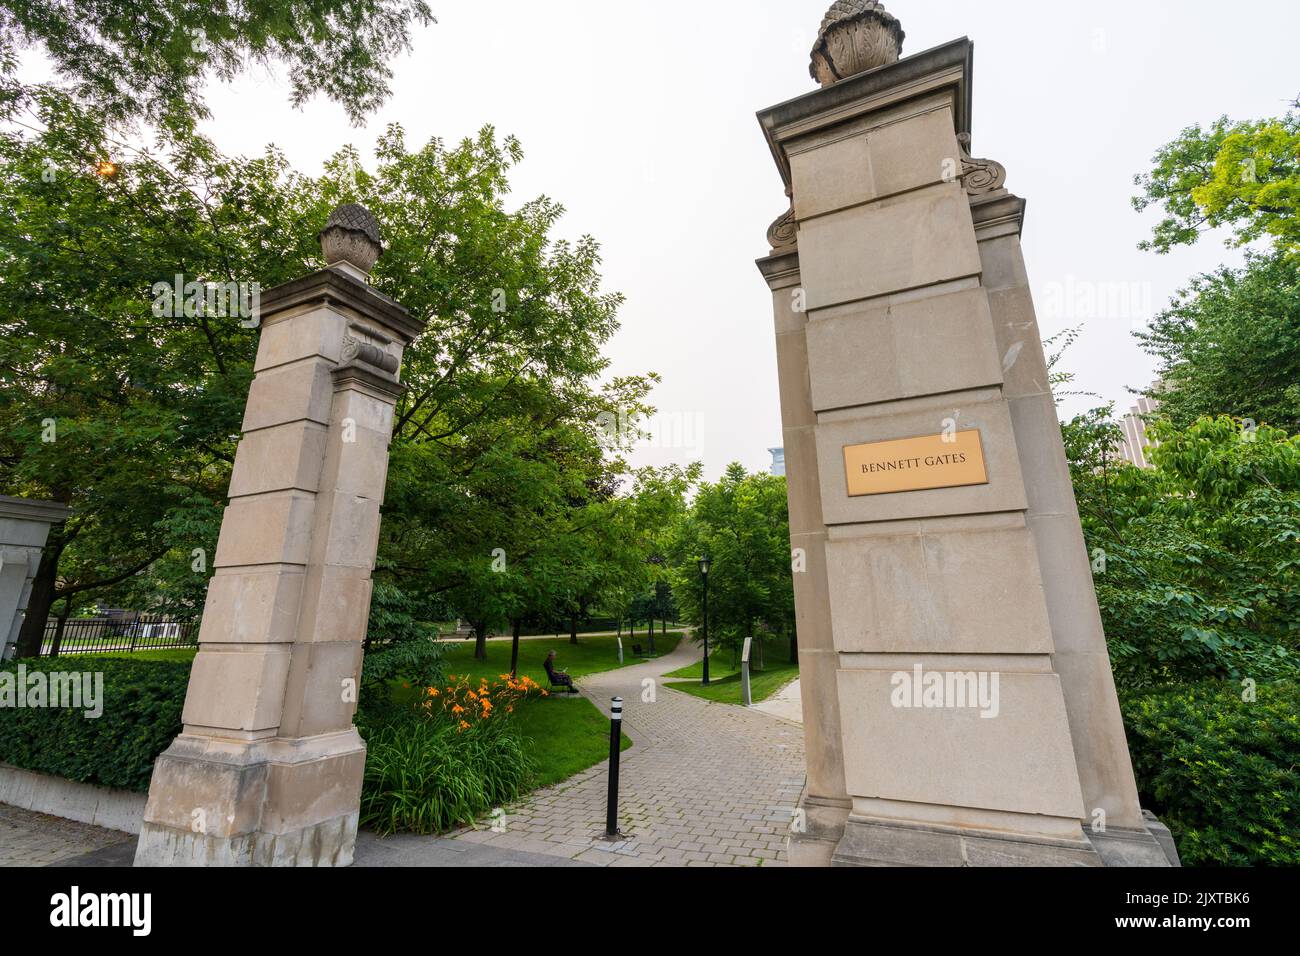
<box><xmin>1065</xmin><ymin>412</ymin><xmax>1299</xmax><ymax>691</ymax></box>
<box><xmin>0</xmin><ymin>83</ymin><xmax>660</xmax><ymax>655</ymax></box>
<box><xmin>1138</xmin><ymin>253</ymin><xmax>1300</xmax><ymax>433</ymax></box>
<box><xmin>0</xmin><ymin>0</ymin><xmax>434</xmax><ymax>126</ymax></box>
<box><xmin>667</xmin><ymin>463</ymin><xmax>795</xmax><ymax>667</ymax></box>
<box><xmin>1133</xmin><ymin>98</ymin><xmax>1300</xmax><ymax>259</ymax></box>
<box><xmin>1132</xmin><ymin>98</ymin><xmax>1300</xmax><ymax>434</ymax></box>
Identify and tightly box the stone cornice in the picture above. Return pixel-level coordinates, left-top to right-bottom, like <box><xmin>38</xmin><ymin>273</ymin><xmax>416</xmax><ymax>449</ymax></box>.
<box><xmin>970</xmin><ymin>189</ymin><xmax>1028</xmax><ymax>240</ymax></box>
<box><xmin>259</xmin><ymin>268</ymin><xmax>426</xmax><ymax>344</ymax></box>
<box><xmin>755</xmin><ymin>248</ymin><xmax>802</xmax><ymax>287</ymax></box>
<box><xmin>331</xmin><ymin>361</ymin><xmax>407</xmax><ymax>400</ymax></box>
<box><xmin>757</xmin><ymin>37</ymin><xmax>974</xmax><ymax>190</ymax></box>
<box><xmin>0</xmin><ymin>495</ymin><xmax>71</xmax><ymax>524</ymax></box>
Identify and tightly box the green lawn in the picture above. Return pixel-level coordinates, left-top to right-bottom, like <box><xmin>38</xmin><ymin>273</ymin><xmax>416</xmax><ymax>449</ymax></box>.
<box><xmin>440</xmin><ymin>632</ymin><xmax>681</xmax><ymax>686</ymax></box>
<box><xmin>509</xmin><ymin>694</ymin><xmax>630</xmax><ymax>789</ymax></box>
<box><xmin>664</xmin><ymin>644</ymin><xmax>798</xmax><ymax>705</ymax></box>
<box><xmin>99</xmin><ymin>648</ymin><xmax>198</xmax><ymax>663</ymax></box>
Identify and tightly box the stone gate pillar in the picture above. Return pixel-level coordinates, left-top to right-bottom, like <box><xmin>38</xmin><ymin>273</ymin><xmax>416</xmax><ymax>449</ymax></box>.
<box><xmin>135</xmin><ymin>205</ymin><xmax>425</xmax><ymax>866</ymax></box>
<box><xmin>758</xmin><ymin>3</ymin><xmax>1175</xmax><ymax>866</ymax></box>
<box><xmin>0</xmin><ymin>496</ymin><xmax>71</xmax><ymax>660</ymax></box>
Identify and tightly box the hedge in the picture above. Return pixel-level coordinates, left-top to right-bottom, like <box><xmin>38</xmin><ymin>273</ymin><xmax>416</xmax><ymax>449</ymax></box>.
<box><xmin>1122</xmin><ymin>680</ymin><xmax>1300</xmax><ymax>866</ymax></box>
<box><xmin>0</xmin><ymin>657</ymin><xmax>189</xmax><ymax>792</ymax></box>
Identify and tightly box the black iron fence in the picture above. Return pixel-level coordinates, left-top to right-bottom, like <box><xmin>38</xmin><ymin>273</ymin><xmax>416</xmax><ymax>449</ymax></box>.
<box><xmin>41</xmin><ymin>614</ymin><xmax>199</xmax><ymax>656</ymax></box>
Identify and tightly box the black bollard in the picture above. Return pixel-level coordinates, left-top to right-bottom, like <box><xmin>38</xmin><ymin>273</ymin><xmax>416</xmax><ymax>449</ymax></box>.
<box><xmin>606</xmin><ymin>697</ymin><xmax>623</xmax><ymax>837</ymax></box>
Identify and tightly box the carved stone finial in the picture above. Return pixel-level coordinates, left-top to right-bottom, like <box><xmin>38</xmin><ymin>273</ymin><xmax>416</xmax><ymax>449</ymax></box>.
<box><xmin>319</xmin><ymin>203</ymin><xmax>383</xmax><ymax>277</ymax></box>
<box><xmin>956</xmin><ymin>133</ymin><xmax>1008</xmax><ymax>195</ymax></box>
<box><xmin>810</xmin><ymin>1</ymin><xmax>905</xmax><ymax>87</ymax></box>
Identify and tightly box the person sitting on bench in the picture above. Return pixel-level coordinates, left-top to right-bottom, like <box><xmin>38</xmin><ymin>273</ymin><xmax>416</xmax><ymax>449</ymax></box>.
<box><xmin>543</xmin><ymin>650</ymin><xmax>579</xmax><ymax>694</ymax></box>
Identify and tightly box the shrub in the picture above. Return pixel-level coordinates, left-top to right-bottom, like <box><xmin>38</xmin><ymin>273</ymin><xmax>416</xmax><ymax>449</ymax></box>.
<box><xmin>358</xmin><ymin>637</ymin><xmax>447</xmax><ymax>724</ymax></box>
<box><xmin>365</xmin><ymin>581</ymin><xmax>443</xmax><ymax>649</ymax></box>
<box><xmin>1065</xmin><ymin>413</ymin><xmax>1300</xmax><ymax>689</ymax></box>
<box><xmin>359</xmin><ymin>715</ymin><xmax>535</xmax><ymax>835</ymax></box>
<box><xmin>1121</xmin><ymin>680</ymin><xmax>1300</xmax><ymax>865</ymax></box>
<box><xmin>0</xmin><ymin>657</ymin><xmax>189</xmax><ymax>792</ymax></box>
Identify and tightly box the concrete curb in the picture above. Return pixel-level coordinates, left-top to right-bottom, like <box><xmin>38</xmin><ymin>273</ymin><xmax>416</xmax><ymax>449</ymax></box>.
<box><xmin>0</xmin><ymin>762</ymin><xmax>144</xmax><ymax>834</ymax></box>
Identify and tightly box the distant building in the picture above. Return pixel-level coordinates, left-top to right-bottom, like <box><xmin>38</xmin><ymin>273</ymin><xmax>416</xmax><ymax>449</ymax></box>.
<box><xmin>769</xmin><ymin>447</ymin><xmax>786</xmax><ymax>477</ymax></box>
<box><xmin>1117</xmin><ymin>396</ymin><xmax>1159</xmax><ymax>468</ymax></box>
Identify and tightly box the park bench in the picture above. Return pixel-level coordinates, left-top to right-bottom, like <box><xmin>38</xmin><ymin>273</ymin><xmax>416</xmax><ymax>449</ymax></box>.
<box><xmin>543</xmin><ymin>657</ymin><xmax>580</xmax><ymax>695</ymax></box>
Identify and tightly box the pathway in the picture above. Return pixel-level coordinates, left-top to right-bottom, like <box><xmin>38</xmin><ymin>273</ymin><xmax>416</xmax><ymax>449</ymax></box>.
<box><xmin>426</xmin><ymin>638</ymin><xmax>807</xmax><ymax>867</ymax></box>
<box><xmin>753</xmin><ymin>677</ymin><xmax>803</xmax><ymax>724</ymax></box>
<box><xmin>0</xmin><ymin>804</ymin><xmax>133</xmax><ymax>867</ymax></box>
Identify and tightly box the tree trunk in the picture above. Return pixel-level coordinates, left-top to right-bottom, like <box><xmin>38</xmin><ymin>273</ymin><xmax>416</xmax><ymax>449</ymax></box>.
<box><xmin>569</xmin><ymin>612</ymin><xmax>578</xmax><ymax>645</ymax></box>
<box><xmin>648</xmin><ymin>617</ymin><xmax>656</xmax><ymax>656</ymax></box>
<box><xmin>790</xmin><ymin>630</ymin><xmax>798</xmax><ymax>666</ymax></box>
<box><xmin>472</xmin><ymin>619</ymin><xmax>488</xmax><ymax>661</ymax></box>
<box><xmin>509</xmin><ymin>619</ymin><xmax>522</xmax><ymax>677</ymax></box>
<box><xmin>15</xmin><ymin>541</ymin><xmax>62</xmax><ymax>658</ymax></box>
<box><xmin>48</xmin><ymin>602</ymin><xmax>72</xmax><ymax>657</ymax></box>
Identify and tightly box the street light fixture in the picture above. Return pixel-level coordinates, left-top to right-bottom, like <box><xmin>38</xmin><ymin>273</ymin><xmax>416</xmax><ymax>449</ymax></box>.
<box><xmin>698</xmin><ymin>556</ymin><xmax>711</xmax><ymax>685</ymax></box>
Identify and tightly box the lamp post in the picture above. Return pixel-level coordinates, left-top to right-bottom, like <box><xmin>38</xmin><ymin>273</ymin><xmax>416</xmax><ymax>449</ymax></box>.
<box><xmin>698</xmin><ymin>555</ymin><xmax>711</xmax><ymax>685</ymax></box>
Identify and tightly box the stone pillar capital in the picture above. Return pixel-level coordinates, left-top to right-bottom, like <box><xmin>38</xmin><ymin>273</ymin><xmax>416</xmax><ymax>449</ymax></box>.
<box><xmin>259</xmin><ymin>268</ymin><xmax>426</xmax><ymax>346</ymax></box>
<box><xmin>758</xmin><ymin>37</ymin><xmax>974</xmax><ymax>193</ymax></box>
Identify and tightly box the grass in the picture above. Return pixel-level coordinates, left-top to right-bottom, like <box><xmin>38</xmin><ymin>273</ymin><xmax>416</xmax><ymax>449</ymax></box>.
<box><xmin>440</xmin><ymin>632</ymin><xmax>681</xmax><ymax>686</ymax></box>
<box><xmin>509</xmin><ymin>693</ymin><xmax>630</xmax><ymax>789</ymax></box>
<box><xmin>99</xmin><ymin>648</ymin><xmax>198</xmax><ymax>663</ymax></box>
<box><xmin>664</xmin><ymin>642</ymin><xmax>798</xmax><ymax>705</ymax></box>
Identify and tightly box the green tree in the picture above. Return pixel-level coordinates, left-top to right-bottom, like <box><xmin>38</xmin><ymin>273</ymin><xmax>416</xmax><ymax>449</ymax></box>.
<box><xmin>0</xmin><ymin>92</ymin><xmax>305</xmax><ymax>655</ymax></box>
<box><xmin>669</xmin><ymin>464</ymin><xmax>794</xmax><ymax>669</ymax></box>
<box><xmin>1132</xmin><ymin>100</ymin><xmax>1300</xmax><ymax>435</ymax></box>
<box><xmin>1064</xmin><ymin>412</ymin><xmax>1300</xmax><ymax>690</ymax></box>
<box><xmin>1137</xmin><ymin>253</ymin><xmax>1300</xmax><ymax>433</ymax></box>
<box><xmin>1133</xmin><ymin>99</ymin><xmax>1300</xmax><ymax>258</ymax></box>
<box><xmin>0</xmin><ymin>0</ymin><xmax>434</xmax><ymax>126</ymax></box>
<box><xmin>1</xmin><ymin>93</ymin><xmax>656</xmax><ymax>657</ymax></box>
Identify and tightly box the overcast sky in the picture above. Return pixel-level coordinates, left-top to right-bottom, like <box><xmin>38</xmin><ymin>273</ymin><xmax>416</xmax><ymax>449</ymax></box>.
<box><xmin>73</xmin><ymin>2</ymin><xmax>1300</xmax><ymax>479</ymax></box>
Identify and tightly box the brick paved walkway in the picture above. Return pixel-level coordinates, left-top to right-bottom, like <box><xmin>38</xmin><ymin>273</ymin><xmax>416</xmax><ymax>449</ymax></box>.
<box><xmin>437</xmin><ymin>638</ymin><xmax>806</xmax><ymax>867</ymax></box>
<box><xmin>0</xmin><ymin>803</ymin><xmax>133</xmax><ymax>867</ymax></box>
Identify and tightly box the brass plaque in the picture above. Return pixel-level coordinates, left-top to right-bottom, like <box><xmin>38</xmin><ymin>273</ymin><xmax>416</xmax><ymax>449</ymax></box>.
<box><xmin>844</xmin><ymin>430</ymin><xmax>988</xmax><ymax>497</ymax></box>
